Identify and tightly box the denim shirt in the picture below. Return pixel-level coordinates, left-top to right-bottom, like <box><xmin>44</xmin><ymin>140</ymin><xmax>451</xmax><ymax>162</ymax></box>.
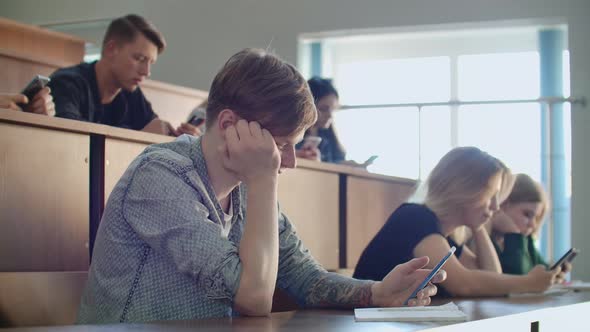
<box><xmin>78</xmin><ymin>135</ymin><xmax>326</xmax><ymax>323</ymax></box>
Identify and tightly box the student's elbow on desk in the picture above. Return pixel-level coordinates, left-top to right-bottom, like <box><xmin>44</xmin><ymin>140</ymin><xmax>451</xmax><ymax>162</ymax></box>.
<box><xmin>234</xmin><ymin>287</ymin><xmax>273</xmax><ymax>316</ymax></box>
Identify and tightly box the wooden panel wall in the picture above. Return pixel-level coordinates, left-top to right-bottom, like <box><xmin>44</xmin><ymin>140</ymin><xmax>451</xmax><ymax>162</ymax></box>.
<box><xmin>141</xmin><ymin>79</ymin><xmax>208</xmax><ymax>129</ymax></box>
<box><xmin>0</xmin><ymin>123</ymin><xmax>89</xmax><ymax>271</ymax></box>
<box><xmin>0</xmin><ymin>17</ymin><xmax>85</xmax><ymax>92</ymax></box>
<box><xmin>0</xmin><ymin>272</ymin><xmax>88</xmax><ymax>327</ymax></box>
<box><xmin>278</xmin><ymin>168</ymin><xmax>340</xmax><ymax>270</ymax></box>
<box><xmin>346</xmin><ymin>176</ymin><xmax>416</xmax><ymax>269</ymax></box>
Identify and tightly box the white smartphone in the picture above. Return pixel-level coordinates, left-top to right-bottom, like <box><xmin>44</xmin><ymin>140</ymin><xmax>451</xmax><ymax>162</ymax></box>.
<box><xmin>302</xmin><ymin>136</ymin><xmax>322</xmax><ymax>149</ymax></box>
<box><xmin>363</xmin><ymin>155</ymin><xmax>378</xmax><ymax>166</ymax></box>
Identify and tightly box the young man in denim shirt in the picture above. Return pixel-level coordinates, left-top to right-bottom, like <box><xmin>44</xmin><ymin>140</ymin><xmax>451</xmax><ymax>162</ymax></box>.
<box><xmin>78</xmin><ymin>48</ymin><xmax>445</xmax><ymax>324</ymax></box>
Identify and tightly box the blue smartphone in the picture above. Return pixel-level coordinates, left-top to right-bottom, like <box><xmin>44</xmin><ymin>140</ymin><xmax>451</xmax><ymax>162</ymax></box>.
<box><xmin>403</xmin><ymin>246</ymin><xmax>456</xmax><ymax>305</ymax></box>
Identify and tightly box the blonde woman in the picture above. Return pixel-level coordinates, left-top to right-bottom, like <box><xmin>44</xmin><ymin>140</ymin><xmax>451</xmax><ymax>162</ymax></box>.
<box><xmin>354</xmin><ymin>147</ymin><xmax>560</xmax><ymax>297</ymax></box>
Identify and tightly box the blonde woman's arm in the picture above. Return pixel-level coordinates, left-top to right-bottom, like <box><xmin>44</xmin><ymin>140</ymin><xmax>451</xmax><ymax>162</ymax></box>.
<box><xmin>413</xmin><ymin>234</ymin><xmax>557</xmax><ymax>297</ymax></box>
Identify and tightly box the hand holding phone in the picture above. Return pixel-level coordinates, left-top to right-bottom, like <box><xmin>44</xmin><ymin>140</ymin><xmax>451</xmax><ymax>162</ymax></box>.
<box><xmin>187</xmin><ymin>107</ymin><xmax>206</xmax><ymax>127</ymax></box>
<box><xmin>302</xmin><ymin>136</ymin><xmax>322</xmax><ymax>150</ymax></box>
<box><xmin>403</xmin><ymin>246</ymin><xmax>456</xmax><ymax>305</ymax></box>
<box><xmin>550</xmin><ymin>248</ymin><xmax>579</xmax><ymax>271</ymax></box>
<box><xmin>18</xmin><ymin>75</ymin><xmax>50</xmax><ymax>108</ymax></box>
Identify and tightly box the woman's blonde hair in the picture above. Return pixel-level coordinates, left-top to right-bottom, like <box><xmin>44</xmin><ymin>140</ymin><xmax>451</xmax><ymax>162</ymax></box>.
<box><xmin>419</xmin><ymin>147</ymin><xmax>511</xmax><ymax>221</ymax></box>
<box><xmin>502</xmin><ymin>173</ymin><xmax>550</xmax><ymax>237</ymax></box>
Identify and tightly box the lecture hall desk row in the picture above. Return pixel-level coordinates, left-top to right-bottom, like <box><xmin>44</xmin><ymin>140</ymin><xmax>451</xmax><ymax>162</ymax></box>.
<box><xmin>2</xmin><ymin>110</ymin><xmax>590</xmax><ymax>331</ymax></box>
<box><xmin>0</xmin><ymin>107</ymin><xmax>416</xmax><ymax>326</ymax></box>
<box><xmin>2</xmin><ymin>291</ymin><xmax>590</xmax><ymax>331</ymax></box>
<box><xmin>0</xmin><ymin>107</ymin><xmax>416</xmax><ymax>272</ymax></box>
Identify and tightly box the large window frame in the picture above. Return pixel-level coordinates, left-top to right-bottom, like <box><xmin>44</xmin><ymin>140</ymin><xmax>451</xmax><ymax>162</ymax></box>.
<box><xmin>298</xmin><ymin>23</ymin><xmax>577</xmax><ymax>262</ymax></box>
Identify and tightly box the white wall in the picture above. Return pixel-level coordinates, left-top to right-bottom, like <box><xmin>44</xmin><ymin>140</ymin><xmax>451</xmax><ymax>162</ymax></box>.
<box><xmin>2</xmin><ymin>0</ymin><xmax>589</xmax><ymax>280</ymax></box>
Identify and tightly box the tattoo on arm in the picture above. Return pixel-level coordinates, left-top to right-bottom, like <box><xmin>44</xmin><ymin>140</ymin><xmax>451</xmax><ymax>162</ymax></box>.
<box><xmin>305</xmin><ymin>272</ymin><xmax>374</xmax><ymax>308</ymax></box>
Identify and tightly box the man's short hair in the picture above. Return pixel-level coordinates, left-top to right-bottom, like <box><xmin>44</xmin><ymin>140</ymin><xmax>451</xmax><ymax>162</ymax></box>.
<box><xmin>206</xmin><ymin>48</ymin><xmax>317</xmax><ymax>137</ymax></box>
<box><xmin>102</xmin><ymin>14</ymin><xmax>166</xmax><ymax>54</ymax></box>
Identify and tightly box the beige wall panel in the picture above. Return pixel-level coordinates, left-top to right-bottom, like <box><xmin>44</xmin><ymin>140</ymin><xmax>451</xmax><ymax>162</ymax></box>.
<box><xmin>0</xmin><ymin>123</ymin><xmax>89</xmax><ymax>271</ymax></box>
<box><xmin>346</xmin><ymin>176</ymin><xmax>415</xmax><ymax>269</ymax></box>
<box><xmin>141</xmin><ymin>80</ymin><xmax>208</xmax><ymax>129</ymax></box>
<box><xmin>0</xmin><ymin>56</ymin><xmax>58</xmax><ymax>93</ymax></box>
<box><xmin>0</xmin><ymin>271</ymin><xmax>88</xmax><ymax>327</ymax></box>
<box><xmin>278</xmin><ymin>168</ymin><xmax>339</xmax><ymax>270</ymax></box>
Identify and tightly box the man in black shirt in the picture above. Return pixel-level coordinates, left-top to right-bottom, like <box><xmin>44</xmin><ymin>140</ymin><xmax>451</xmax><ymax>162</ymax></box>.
<box><xmin>49</xmin><ymin>14</ymin><xmax>200</xmax><ymax>136</ymax></box>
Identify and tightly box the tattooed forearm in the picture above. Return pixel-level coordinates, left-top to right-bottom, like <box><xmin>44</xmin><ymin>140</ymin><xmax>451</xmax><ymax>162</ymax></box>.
<box><xmin>305</xmin><ymin>272</ymin><xmax>374</xmax><ymax>308</ymax></box>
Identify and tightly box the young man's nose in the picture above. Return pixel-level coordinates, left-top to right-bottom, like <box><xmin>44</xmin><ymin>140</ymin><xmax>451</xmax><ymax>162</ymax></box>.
<box><xmin>490</xmin><ymin>197</ymin><xmax>500</xmax><ymax>212</ymax></box>
<box><xmin>139</xmin><ymin>62</ymin><xmax>151</xmax><ymax>77</ymax></box>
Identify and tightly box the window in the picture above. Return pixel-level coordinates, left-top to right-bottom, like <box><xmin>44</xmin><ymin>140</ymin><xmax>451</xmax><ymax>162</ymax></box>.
<box><xmin>300</xmin><ymin>24</ymin><xmax>572</xmax><ymax>259</ymax></box>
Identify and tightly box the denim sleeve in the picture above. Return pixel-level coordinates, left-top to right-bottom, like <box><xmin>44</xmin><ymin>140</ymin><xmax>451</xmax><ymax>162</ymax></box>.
<box><xmin>275</xmin><ymin>212</ymin><xmax>327</xmax><ymax>305</ymax></box>
<box><xmin>122</xmin><ymin>158</ymin><xmax>242</xmax><ymax>300</ymax></box>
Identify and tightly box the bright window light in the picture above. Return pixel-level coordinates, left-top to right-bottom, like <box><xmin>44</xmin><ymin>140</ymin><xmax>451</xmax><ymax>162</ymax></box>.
<box><xmin>336</xmin><ymin>57</ymin><xmax>450</xmax><ymax>105</ymax></box>
<box><xmin>334</xmin><ymin>107</ymin><xmax>419</xmax><ymax>178</ymax></box>
<box><xmin>457</xmin><ymin>103</ymin><xmax>541</xmax><ymax>180</ymax></box>
<box><xmin>458</xmin><ymin>52</ymin><xmax>540</xmax><ymax>101</ymax></box>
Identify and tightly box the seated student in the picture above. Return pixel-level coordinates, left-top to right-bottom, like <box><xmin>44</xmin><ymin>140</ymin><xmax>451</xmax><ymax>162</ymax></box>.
<box><xmin>489</xmin><ymin>173</ymin><xmax>570</xmax><ymax>280</ymax></box>
<box><xmin>0</xmin><ymin>87</ymin><xmax>54</xmax><ymax>115</ymax></box>
<box><xmin>295</xmin><ymin>77</ymin><xmax>371</xmax><ymax>167</ymax></box>
<box><xmin>353</xmin><ymin>147</ymin><xmax>560</xmax><ymax>297</ymax></box>
<box><xmin>48</xmin><ymin>14</ymin><xmax>199</xmax><ymax>136</ymax></box>
<box><xmin>78</xmin><ymin>49</ymin><xmax>446</xmax><ymax>324</ymax></box>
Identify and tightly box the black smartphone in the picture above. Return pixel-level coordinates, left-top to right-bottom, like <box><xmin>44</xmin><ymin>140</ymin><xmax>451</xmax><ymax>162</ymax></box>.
<box><xmin>550</xmin><ymin>248</ymin><xmax>579</xmax><ymax>270</ymax></box>
<box><xmin>18</xmin><ymin>75</ymin><xmax>50</xmax><ymax>108</ymax></box>
<box><xmin>187</xmin><ymin>107</ymin><xmax>206</xmax><ymax>127</ymax></box>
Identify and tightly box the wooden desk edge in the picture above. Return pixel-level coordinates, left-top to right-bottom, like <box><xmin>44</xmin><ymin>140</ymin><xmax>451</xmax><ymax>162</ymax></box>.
<box><xmin>1</xmin><ymin>108</ymin><xmax>416</xmax><ymax>183</ymax></box>
<box><xmin>0</xmin><ymin>108</ymin><xmax>172</xmax><ymax>145</ymax></box>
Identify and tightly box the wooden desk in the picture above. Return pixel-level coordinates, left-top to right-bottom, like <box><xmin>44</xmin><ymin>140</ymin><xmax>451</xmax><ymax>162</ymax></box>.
<box><xmin>0</xmin><ymin>109</ymin><xmax>417</xmax><ymax>272</ymax></box>
<box><xmin>2</xmin><ymin>292</ymin><xmax>589</xmax><ymax>331</ymax></box>
<box><xmin>0</xmin><ymin>109</ymin><xmax>418</xmax><ymax>327</ymax></box>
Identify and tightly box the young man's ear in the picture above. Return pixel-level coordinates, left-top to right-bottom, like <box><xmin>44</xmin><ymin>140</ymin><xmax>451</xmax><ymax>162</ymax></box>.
<box><xmin>101</xmin><ymin>39</ymin><xmax>120</xmax><ymax>58</ymax></box>
<box><xmin>217</xmin><ymin>109</ymin><xmax>238</xmax><ymax>132</ymax></box>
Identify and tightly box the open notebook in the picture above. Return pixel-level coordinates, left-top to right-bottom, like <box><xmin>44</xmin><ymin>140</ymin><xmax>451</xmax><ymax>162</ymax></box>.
<box><xmin>553</xmin><ymin>280</ymin><xmax>590</xmax><ymax>292</ymax></box>
<box><xmin>354</xmin><ymin>302</ymin><xmax>468</xmax><ymax>322</ymax></box>
<box><xmin>509</xmin><ymin>280</ymin><xmax>590</xmax><ymax>297</ymax></box>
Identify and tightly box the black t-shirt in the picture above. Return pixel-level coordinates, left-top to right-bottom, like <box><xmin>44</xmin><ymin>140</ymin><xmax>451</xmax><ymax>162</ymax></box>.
<box><xmin>353</xmin><ymin>203</ymin><xmax>462</xmax><ymax>297</ymax></box>
<box><xmin>49</xmin><ymin>61</ymin><xmax>157</xmax><ymax>130</ymax></box>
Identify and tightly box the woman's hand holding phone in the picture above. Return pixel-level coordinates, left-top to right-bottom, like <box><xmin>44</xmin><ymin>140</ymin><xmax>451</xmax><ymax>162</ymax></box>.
<box><xmin>296</xmin><ymin>136</ymin><xmax>322</xmax><ymax>161</ymax></box>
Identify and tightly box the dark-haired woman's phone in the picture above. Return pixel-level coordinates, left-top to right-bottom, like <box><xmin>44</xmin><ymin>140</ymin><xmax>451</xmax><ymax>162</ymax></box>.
<box><xmin>362</xmin><ymin>155</ymin><xmax>378</xmax><ymax>166</ymax></box>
